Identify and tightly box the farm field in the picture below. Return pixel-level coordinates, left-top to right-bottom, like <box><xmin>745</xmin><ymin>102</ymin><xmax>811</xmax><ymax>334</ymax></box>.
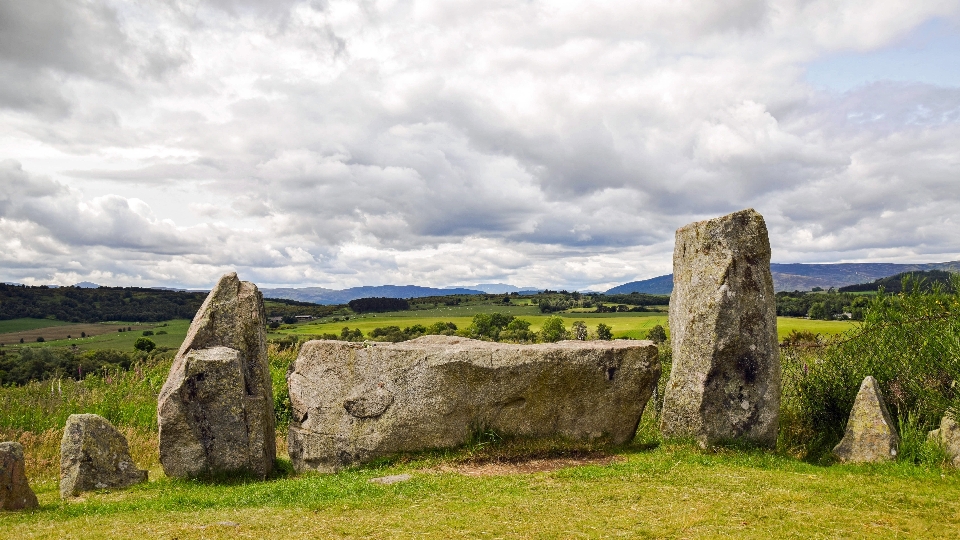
<box><xmin>1</xmin><ymin>319</ymin><xmax>191</xmax><ymax>351</ymax></box>
<box><xmin>277</xmin><ymin>307</ymin><xmax>856</xmax><ymax>341</ymax></box>
<box><xmin>0</xmin><ymin>318</ymin><xmax>73</xmax><ymax>334</ymax></box>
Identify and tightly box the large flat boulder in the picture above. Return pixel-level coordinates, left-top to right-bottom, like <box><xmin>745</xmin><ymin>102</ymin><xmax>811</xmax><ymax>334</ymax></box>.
<box><xmin>660</xmin><ymin>209</ymin><xmax>780</xmax><ymax>447</ymax></box>
<box><xmin>833</xmin><ymin>376</ymin><xmax>899</xmax><ymax>463</ymax></box>
<box><xmin>287</xmin><ymin>335</ymin><xmax>660</xmax><ymax>473</ymax></box>
<box><xmin>158</xmin><ymin>272</ymin><xmax>275</xmax><ymax>479</ymax></box>
<box><xmin>60</xmin><ymin>414</ymin><xmax>147</xmax><ymax>498</ymax></box>
<box><xmin>0</xmin><ymin>442</ymin><xmax>38</xmax><ymax>510</ymax></box>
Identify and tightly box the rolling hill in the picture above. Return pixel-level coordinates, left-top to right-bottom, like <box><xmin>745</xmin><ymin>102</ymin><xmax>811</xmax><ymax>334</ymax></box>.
<box><xmin>607</xmin><ymin>261</ymin><xmax>960</xmax><ymax>294</ymax></box>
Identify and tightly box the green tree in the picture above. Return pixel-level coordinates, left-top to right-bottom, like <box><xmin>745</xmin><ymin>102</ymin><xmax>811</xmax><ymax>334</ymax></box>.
<box><xmin>540</xmin><ymin>316</ymin><xmax>568</xmax><ymax>343</ymax></box>
<box><xmin>571</xmin><ymin>320</ymin><xmax>587</xmax><ymax>340</ymax></box>
<box><xmin>596</xmin><ymin>323</ymin><xmax>613</xmax><ymax>341</ymax></box>
<box><xmin>647</xmin><ymin>324</ymin><xmax>667</xmax><ymax>344</ymax></box>
<box><xmin>133</xmin><ymin>337</ymin><xmax>156</xmax><ymax>352</ymax></box>
<box><xmin>500</xmin><ymin>318</ymin><xmax>535</xmax><ymax>343</ymax></box>
<box><xmin>807</xmin><ymin>302</ymin><xmax>827</xmax><ymax>320</ymax></box>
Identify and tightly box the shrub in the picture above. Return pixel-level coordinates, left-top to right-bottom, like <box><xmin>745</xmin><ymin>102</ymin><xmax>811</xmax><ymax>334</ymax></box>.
<box><xmin>133</xmin><ymin>337</ymin><xmax>156</xmax><ymax>352</ymax></box>
<box><xmin>571</xmin><ymin>321</ymin><xmax>587</xmax><ymax>341</ymax></box>
<box><xmin>539</xmin><ymin>316</ymin><xmax>568</xmax><ymax>343</ymax></box>
<box><xmin>36</xmin><ymin>337</ymin><xmax>44</xmax><ymax>343</ymax></box>
<box><xmin>595</xmin><ymin>323</ymin><xmax>612</xmax><ymax>341</ymax></box>
<box><xmin>780</xmin><ymin>274</ymin><xmax>960</xmax><ymax>462</ymax></box>
<box><xmin>646</xmin><ymin>324</ymin><xmax>667</xmax><ymax>344</ymax></box>
<box><xmin>141</xmin><ymin>330</ymin><xmax>154</xmax><ymax>336</ymax></box>
<box><xmin>499</xmin><ymin>318</ymin><xmax>535</xmax><ymax>343</ymax></box>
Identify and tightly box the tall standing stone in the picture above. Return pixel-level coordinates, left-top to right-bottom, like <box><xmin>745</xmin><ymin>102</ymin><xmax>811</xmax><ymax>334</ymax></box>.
<box><xmin>834</xmin><ymin>376</ymin><xmax>899</xmax><ymax>463</ymax></box>
<box><xmin>60</xmin><ymin>414</ymin><xmax>148</xmax><ymax>498</ymax></box>
<box><xmin>1</xmin><ymin>442</ymin><xmax>39</xmax><ymax>510</ymax></box>
<box><xmin>660</xmin><ymin>209</ymin><xmax>780</xmax><ymax>447</ymax></box>
<box><xmin>158</xmin><ymin>272</ymin><xmax>276</xmax><ymax>478</ymax></box>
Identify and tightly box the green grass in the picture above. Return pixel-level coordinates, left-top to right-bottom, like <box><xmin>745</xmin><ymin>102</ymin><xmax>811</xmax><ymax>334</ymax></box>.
<box><xmin>13</xmin><ymin>320</ymin><xmax>191</xmax><ymax>352</ymax></box>
<box><xmin>2</xmin><ymin>431</ymin><xmax>959</xmax><ymax>538</ymax></box>
<box><xmin>0</xmin><ymin>318</ymin><xmax>71</xmax><ymax>333</ymax></box>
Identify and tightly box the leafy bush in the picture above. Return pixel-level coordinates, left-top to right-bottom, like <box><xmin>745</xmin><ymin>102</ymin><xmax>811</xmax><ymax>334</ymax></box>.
<box><xmin>571</xmin><ymin>321</ymin><xmax>587</xmax><ymax>340</ymax></box>
<box><xmin>595</xmin><ymin>323</ymin><xmax>612</xmax><ymax>341</ymax></box>
<box><xmin>780</xmin><ymin>275</ymin><xmax>960</xmax><ymax>462</ymax></box>
<box><xmin>539</xmin><ymin>316</ymin><xmax>568</xmax><ymax>343</ymax></box>
<box><xmin>646</xmin><ymin>325</ymin><xmax>667</xmax><ymax>344</ymax></box>
<box><xmin>133</xmin><ymin>337</ymin><xmax>156</xmax><ymax>352</ymax></box>
<box><xmin>499</xmin><ymin>319</ymin><xmax>536</xmax><ymax>343</ymax></box>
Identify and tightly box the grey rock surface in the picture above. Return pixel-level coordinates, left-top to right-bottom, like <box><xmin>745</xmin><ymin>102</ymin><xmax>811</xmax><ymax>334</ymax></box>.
<box><xmin>0</xmin><ymin>441</ymin><xmax>39</xmax><ymax>510</ymax></box>
<box><xmin>369</xmin><ymin>473</ymin><xmax>412</xmax><ymax>485</ymax></box>
<box><xmin>660</xmin><ymin>208</ymin><xmax>780</xmax><ymax>447</ymax></box>
<box><xmin>158</xmin><ymin>272</ymin><xmax>276</xmax><ymax>479</ymax></box>
<box><xmin>287</xmin><ymin>335</ymin><xmax>660</xmax><ymax>472</ymax></box>
<box><xmin>928</xmin><ymin>416</ymin><xmax>960</xmax><ymax>467</ymax></box>
<box><xmin>59</xmin><ymin>414</ymin><xmax>147</xmax><ymax>498</ymax></box>
<box><xmin>833</xmin><ymin>376</ymin><xmax>899</xmax><ymax>463</ymax></box>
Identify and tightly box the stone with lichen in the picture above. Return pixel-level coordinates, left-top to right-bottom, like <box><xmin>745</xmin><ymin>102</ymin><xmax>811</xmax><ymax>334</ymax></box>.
<box><xmin>1</xmin><ymin>441</ymin><xmax>39</xmax><ymax>510</ymax></box>
<box><xmin>60</xmin><ymin>414</ymin><xmax>147</xmax><ymax>498</ymax></box>
<box><xmin>659</xmin><ymin>208</ymin><xmax>780</xmax><ymax>447</ymax></box>
<box><xmin>927</xmin><ymin>415</ymin><xmax>960</xmax><ymax>467</ymax></box>
<box><xmin>158</xmin><ymin>272</ymin><xmax>276</xmax><ymax>479</ymax></box>
<box><xmin>833</xmin><ymin>376</ymin><xmax>899</xmax><ymax>463</ymax></box>
<box><xmin>287</xmin><ymin>335</ymin><xmax>660</xmax><ymax>473</ymax></box>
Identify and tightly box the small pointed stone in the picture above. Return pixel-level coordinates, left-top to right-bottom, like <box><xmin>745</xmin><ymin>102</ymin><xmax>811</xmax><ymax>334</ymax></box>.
<box><xmin>833</xmin><ymin>376</ymin><xmax>899</xmax><ymax>463</ymax></box>
<box><xmin>0</xmin><ymin>442</ymin><xmax>39</xmax><ymax>510</ymax></box>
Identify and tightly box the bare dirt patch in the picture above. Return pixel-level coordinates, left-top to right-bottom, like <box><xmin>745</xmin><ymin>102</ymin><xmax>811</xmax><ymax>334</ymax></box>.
<box><xmin>430</xmin><ymin>454</ymin><xmax>624</xmax><ymax>476</ymax></box>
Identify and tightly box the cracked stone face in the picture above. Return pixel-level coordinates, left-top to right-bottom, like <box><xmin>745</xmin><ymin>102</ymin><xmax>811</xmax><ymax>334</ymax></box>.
<box><xmin>158</xmin><ymin>272</ymin><xmax>276</xmax><ymax>479</ymax></box>
<box><xmin>659</xmin><ymin>208</ymin><xmax>780</xmax><ymax>447</ymax></box>
<box><xmin>287</xmin><ymin>336</ymin><xmax>661</xmax><ymax>472</ymax></box>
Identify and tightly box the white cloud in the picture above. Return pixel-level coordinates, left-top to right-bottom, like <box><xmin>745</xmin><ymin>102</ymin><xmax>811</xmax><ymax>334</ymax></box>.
<box><xmin>1</xmin><ymin>0</ymin><xmax>960</xmax><ymax>289</ymax></box>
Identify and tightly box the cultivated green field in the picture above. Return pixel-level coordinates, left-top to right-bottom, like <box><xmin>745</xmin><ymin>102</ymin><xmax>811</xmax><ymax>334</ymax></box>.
<box><xmin>6</xmin><ymin>319</ymin><xmax>191</xmax><ymax>352</ymax></box>
<box><xmin>276</xmin><ymin>307</ymin><xmax>856</xmax><ymax>341</ymax></box>
<box><xmin>0</xmin><ymin>318</ymin><xmax>71</xmax><ymax>334</ymax></box>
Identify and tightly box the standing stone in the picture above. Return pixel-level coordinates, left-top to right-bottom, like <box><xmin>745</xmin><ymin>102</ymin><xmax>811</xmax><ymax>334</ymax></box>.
<box><xmin>660</xmin><ymin>209</ymin><xmax>780</xmax><ymax>447</ymax></box>
<box><xmin>0</xmin><ymin>442</ymin><xmax>39</xmax><ymax>510</ymax></box>
<box><xmin>928</xmin><ymin>416</ymin><xmax>960</xmax><ymax>467</ymax></box>
<box><xmin>288</xmin><ymin>335</ymin><xmax>660</xmax><ymax>473</ymax></box>
<box><xmin>833</xmin><ymin>376</ymin><xmax>899</xmax><ymax>462</ymax></box>
<box><xmin>60</xmin><ymin>414</ymin><xmax>147</xmax><ymax>498</ymax></box>
<box><xmin>158</xmin><ymin>272</ymin><xmax>276</xmax><ymax>479</ymax></box>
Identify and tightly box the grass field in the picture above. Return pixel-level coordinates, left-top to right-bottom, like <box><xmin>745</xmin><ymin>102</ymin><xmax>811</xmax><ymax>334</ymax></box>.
<box><xmin>276</xmin><ymin>307</ymin><xmax>856</xmax><ymax>341</ymax></box>
<box><xmin>0</xmin><ymin>318</ymin><xmax>72</xmax><ymax>334</ymax></box>
<box><xmin>2</xmin><ymin>423</ymin><xmax>958</xmax><ymax>539</ymax></box>
<box><xmin>2</xmin><ymin>319</ymin><xmax>192</xmax><ymax>351</ymax></box>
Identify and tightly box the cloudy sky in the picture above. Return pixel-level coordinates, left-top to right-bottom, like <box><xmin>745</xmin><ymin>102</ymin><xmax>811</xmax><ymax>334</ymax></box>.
<box><xmin>2</xmin><ymin>0</ymin><xmax>959</xmax><ymax>291</ymax></box>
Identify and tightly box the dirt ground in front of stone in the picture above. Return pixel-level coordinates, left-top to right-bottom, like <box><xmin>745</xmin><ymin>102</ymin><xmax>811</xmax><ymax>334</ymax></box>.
<box><xmin>428</xmin><ymin>454</ymin><xmax>624</xmax><ymax>476</ymax></box>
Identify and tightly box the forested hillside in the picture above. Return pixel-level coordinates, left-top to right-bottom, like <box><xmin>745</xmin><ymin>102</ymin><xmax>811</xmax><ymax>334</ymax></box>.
<box><xmin>0</xmin><ymin>284</ymin><xmax>342</xmax><ymax>323</ymax></box>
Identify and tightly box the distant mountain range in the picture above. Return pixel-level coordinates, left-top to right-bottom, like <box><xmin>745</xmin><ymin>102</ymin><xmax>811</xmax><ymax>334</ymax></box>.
<box><xmin>260</xmin><ymin>285</ymin><xmax>488</xmax><ymax>305</ymax></box>
<box><xmin>606</xmin><ymin>261</ymin><xmax>960</xmax><ymax>295</ymax></box>
<box><xmin>452</xmin><ymin>283</ymin><xmax>540</xmax><ymax>294</ymax></box>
